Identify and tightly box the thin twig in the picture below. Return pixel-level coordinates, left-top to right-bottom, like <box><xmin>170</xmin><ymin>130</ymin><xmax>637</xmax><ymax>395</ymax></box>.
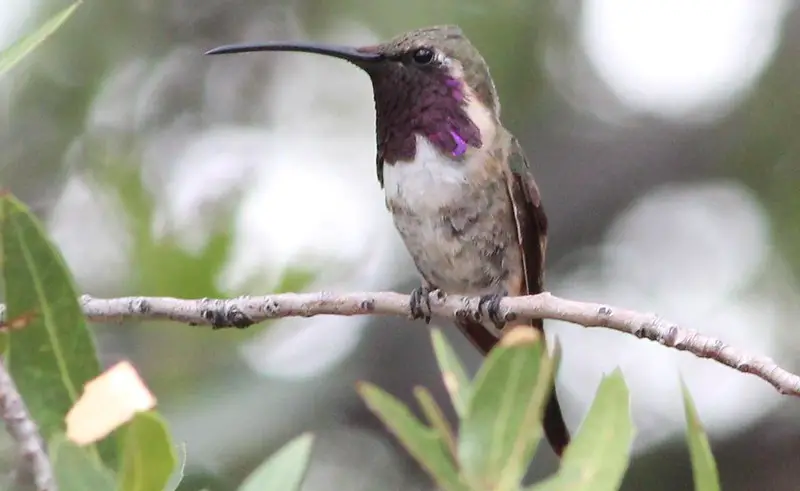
<box><xmin>0</xmin><ymin>291</ymin><xmax>798</xmax><ymax>398</ymax></box>
<box><xmin>0</xmin><ymin>357</ymin><xmax>56</xmax><ymax>491</ymax></box>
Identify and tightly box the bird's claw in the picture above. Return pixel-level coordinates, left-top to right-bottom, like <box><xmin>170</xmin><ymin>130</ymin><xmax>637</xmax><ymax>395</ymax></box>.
<box><xmin>410</xmin><ymin>286</ymin><xmax>434</xmax><ymax>324</ymax></box>
<box><xmin>478</xmin><ymin>294</ymin><xmax>506</xmax><ymax>330</ymax></box>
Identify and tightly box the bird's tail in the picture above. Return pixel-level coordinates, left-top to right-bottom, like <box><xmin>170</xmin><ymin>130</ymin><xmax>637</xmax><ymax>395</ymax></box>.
<box><xmin>454</xmin><ymin>317</ymin><xmax>570</xmax><ymax>457</ymax></box>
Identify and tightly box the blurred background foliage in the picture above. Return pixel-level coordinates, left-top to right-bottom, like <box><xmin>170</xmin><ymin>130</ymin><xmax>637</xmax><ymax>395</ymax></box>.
<box><xmin>1</xmin><ymin>0</ymin><xmax>798</xmax><ymax>489</ymax></box>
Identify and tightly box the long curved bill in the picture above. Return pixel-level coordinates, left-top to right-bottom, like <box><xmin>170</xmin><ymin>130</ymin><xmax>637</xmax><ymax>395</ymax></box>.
<box><xmin>204</xmin><ymin>41</ymin><xmax>383</xmax><ymax>67</ymax></box>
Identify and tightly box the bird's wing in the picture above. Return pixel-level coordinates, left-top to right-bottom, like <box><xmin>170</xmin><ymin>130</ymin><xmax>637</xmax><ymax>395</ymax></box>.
<box><xmin>502</xmin><ymin>133</ymin><xmax>570</xmax><ymax>457</ymax></box>
<box><xmin>503</xmin><ymin>135</ymin><xmax>548</xmax><ymax>305</ymax></box>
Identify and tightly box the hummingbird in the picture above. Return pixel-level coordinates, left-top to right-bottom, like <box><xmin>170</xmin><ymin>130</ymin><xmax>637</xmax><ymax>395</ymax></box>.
<box><xmin>206</xmin><ymin>24</ymin><xmax>570</xmax><ymax>456</ymax></box>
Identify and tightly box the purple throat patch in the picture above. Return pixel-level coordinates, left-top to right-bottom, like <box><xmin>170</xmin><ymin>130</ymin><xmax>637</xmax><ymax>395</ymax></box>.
<box><xmin>450</xmin><ymin>131</ymin><xmax>468</xmax><ymax>157</ymax></box>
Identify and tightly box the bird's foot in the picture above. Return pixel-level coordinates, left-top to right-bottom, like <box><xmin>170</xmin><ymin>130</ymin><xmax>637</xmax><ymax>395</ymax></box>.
<box><xmin>409</xmin><ymin>285</ymin><xmax>435</xmax><ymax>324</ymax></box>
<box><xmin>478</xmin><ymin>293</ymin><xmax>507</xmax><ymax>330</ymax></box>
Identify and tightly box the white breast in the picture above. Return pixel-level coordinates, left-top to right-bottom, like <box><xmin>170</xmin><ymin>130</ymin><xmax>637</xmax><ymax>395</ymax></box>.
<box><xmin>382</xmin><ymin>136</ymin><xmax>472</xmax><ymax>211</ymax></box>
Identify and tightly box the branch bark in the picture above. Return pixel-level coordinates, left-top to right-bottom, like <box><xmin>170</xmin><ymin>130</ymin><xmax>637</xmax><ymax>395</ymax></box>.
<box><xmin>0</xmin><ymin>357</ymin><xmax>56</xmax><ymax>491</ymax></box>
<box><xmin>1</xmin><ymin>291</ymin><xmax>798</xmax><ymax>398</ymax></box>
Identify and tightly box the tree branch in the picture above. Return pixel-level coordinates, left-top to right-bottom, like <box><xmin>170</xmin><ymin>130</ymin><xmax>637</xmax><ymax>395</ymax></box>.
<box><xmin>0</xmin><ymin>357</ymin><xmax>56</xmax><ymax>491</ymax></box>
<box><xmin>1</xmin><ymin>291</ymin><xmax>798</xmax><ymax>398</ymax></box>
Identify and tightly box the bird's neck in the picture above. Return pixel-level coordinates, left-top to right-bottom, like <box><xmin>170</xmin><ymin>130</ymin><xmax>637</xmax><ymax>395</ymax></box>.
<box><xmin>381</xmin><ymin>133</ymin><xmax>509</xmax><ymax>217</ymax></box>
<box><xmin>389</xmin><ymin>107</ymin><xmax>496</xmax><ymax>166</ymax></box>
<box><xmin>373</xmin><ymin>78</ymin><xmax>498</xmax><ymax>166</ymax></box>
<box><xmin>382</xmin><ymin>136</ymin><xmax>481</xmax><ymax>209</ymax></box>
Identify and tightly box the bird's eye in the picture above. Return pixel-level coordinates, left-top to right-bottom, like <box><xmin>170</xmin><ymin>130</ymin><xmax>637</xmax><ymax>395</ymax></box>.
<box><xmin>411</xmin><ymin>48</ymin><xmax>435</xmax><ymax>65</ymax></box>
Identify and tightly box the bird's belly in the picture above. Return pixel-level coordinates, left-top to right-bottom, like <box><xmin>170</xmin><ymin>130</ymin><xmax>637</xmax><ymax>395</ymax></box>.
<box><xmin>390</xmin><ymin>209</ymin><xmax>507</xmax><ymax>295</ymax></box>
<box><xmin>382</xmin><ymin>138</ymin><xmax>520</xmax><ymax>295</ymax></box>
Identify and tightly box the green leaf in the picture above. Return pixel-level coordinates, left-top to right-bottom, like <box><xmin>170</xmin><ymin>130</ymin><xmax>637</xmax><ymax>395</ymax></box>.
<box><xmin>430</xmin><ymin>329</ymin><xmax>471</xmax><ymax>417</ymax></box>
<box><xmin>458</xmin><ymin>331</ymin><xmax>555</xmax><ymax>490</ymax></box>
<box><xmin>119</xmin><ymin>412</ymin><xmax>178</xmax><ymax>491</ymax></box>
<box><xmin>164</xmin><ymin>443</ymin><xmax>188</xmax><ymax>491</ymax></box>
<box><xmin>682</xmin><ymin>380</ymin><xmax>721</xmax><ymax>491</ymax></box>
<box><xmin>49</xmin><ymin>434</ymin><xmax>116</xmax><ymax>491</ymax></box>
<box><xmin>529</xmin><ymin>370</ymin><xmax>634</xmax><ymax>491</ymax></box>
<box><xmin>358</xmin><ymin>383</ymin><xmax>467</xmax><ymax>491</ymax></box>
<box><xmin>413</xmin><ymin>386</ymin><xmax>457</xmax><ymax>459</ymax></box>
<box><xmin>0</xmin><ymin>195</ymin><xmax>116</xmax><ymax>467</ymax></box>
<box><xmin>238</xmin><ymin>433</ymin><xmax>314</xmax><ymax>491</ymax></box>
<box><xmin>457</xmin><ymin>331</ymin><xmax>554</xmax><ymax>491</ymax></box>
<box><xmin>0</xmin><ymin>1</ymin><xmax>82</xmax><ymax>77</ymax></box>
